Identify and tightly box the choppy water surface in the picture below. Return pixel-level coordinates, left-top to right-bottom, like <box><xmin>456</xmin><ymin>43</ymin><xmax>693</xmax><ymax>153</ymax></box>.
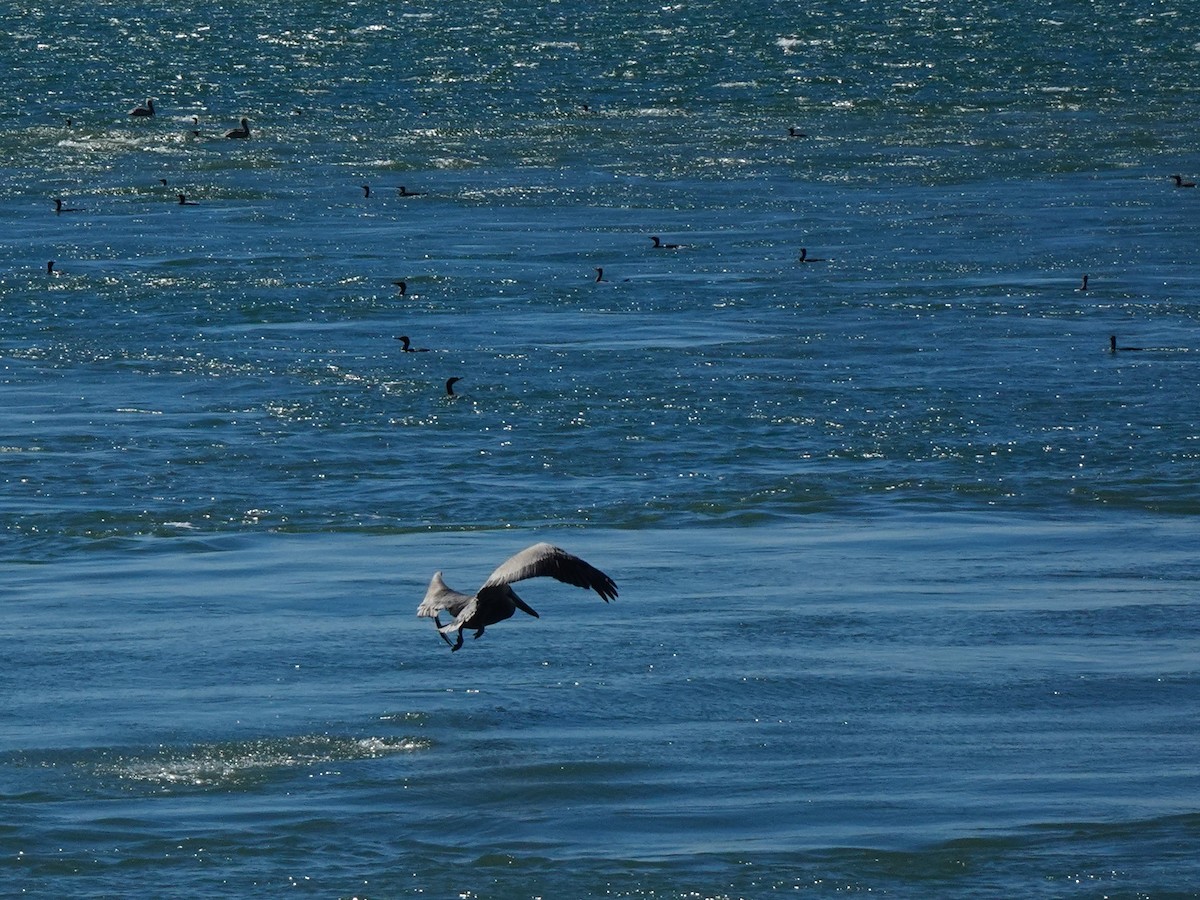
<box><xmin>2</xmin><ymin>0</ymin><xmax>1199</xmax><ymax>896</ymax></box>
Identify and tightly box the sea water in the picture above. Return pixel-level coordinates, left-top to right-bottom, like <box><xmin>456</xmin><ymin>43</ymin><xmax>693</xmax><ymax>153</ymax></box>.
<box><xmin>2</xmin><ymin>1</ymin><xmax>1199</xmax><ymax>896</ymax></box>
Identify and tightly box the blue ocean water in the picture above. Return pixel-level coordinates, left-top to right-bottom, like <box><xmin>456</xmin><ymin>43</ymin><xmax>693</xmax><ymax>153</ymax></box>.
<box><xmin>2</xmin><ymin>1</ymin><xmax>1199</xmax><ymax>896</ymax></box>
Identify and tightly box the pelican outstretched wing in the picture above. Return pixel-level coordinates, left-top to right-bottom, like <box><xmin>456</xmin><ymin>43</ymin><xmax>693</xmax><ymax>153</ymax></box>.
<box><xmin>480</xmin><ymin>543</ymin><xmax>617</xmax><ymax>602</ymax></box>
<box><xmin>416</xmin><ymin>572</ymin><xmax>474</xmax><ymax>618</ymax></box>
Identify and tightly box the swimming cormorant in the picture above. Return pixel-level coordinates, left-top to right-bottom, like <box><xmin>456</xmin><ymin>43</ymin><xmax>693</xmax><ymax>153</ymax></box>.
<box><xmin>225</xmin><ymin>117</ymin><xmax>250</xmax><ymax>139</ymax></box>
<box><xmin>1109</xmin><ymin>335</ymin><xmax>1144</xmax><ymax>352</ymax></box>
<box><xmin>396</xmin><ymin>335</ymin><xmax>429</xmax><ymax>352</ymax></box>
<box><xmin>129</xmin><ymin>99</ymin><xmax>155</xmax><ymax>117</ymax></box>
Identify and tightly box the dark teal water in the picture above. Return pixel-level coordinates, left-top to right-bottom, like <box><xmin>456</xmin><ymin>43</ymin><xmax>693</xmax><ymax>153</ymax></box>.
<box><xmin>2</xmin><ymin>1</ymin><xmax>1199</xmax><ymax>896</ymax></box>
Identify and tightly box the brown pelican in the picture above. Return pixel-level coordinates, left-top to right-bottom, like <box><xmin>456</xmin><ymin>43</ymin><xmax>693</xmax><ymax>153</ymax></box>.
<box><xmin>417</xmin><ymin>543</ymin><xmax>618</xmax><ymax>651</ymax></box>
<box><xmin>129</xmin><ymin>99</ymin><xmax>155</xmax><ymax>117</ymax></box>
<box><xmin>225</xmin><ymin>117</ymin><xmax>250</xmax><ymax>139</ymax></box>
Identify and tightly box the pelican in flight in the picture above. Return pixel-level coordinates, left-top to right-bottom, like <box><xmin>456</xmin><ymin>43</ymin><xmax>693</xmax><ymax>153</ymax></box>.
<box><xmin>417</xmin><ymin>543</ymin><xmax>618</xmax><ymax>651</ymax></box>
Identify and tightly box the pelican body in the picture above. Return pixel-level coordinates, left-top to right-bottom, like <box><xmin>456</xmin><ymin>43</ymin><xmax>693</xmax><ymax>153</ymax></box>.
<box><xmin>416</xmin><ymin>543</ymin><xmax>618</xmax><ymax>651</ymax></box>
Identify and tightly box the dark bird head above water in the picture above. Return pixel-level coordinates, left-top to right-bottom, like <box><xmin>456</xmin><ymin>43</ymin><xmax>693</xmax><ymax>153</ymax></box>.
<box><xmin>788</xmin><ymin>126</ymin><xmax>807</xmax><ymax>137</ymax></box>
<box><xmin>53</xmin><ymin>197</ymin><xmax>80</xmax><ymax>213</ymax></box>
<box><xmin>416</xmin><ymin>542</ymin><xmax>618</xmax><ymax>651</ymax></box>
<box><xmin>362</xmin><ymin>185</ymin><xmax>370</xmax><ymax>198</ymax></box>
<box><xmin>129</xmin><ymin>98</ymin><xmax>155</xmax><ymax>117</ymax></box>
<box><xmin>798</xmin><ymin>248</ymin><xmax>826</xmax><ymax>263</ymax></box>
<box><xmin>1171</xmin><ymin>174</ymin><xmax>1196</xmax><ymax>188</ymax></box>
<box><xmin>1079</xmin><ymin>274</ymin><xmax>1089</xmax><ymax>291</ymax></box>
<box><xmin>650</xmin><ymin>235</ymin><xmax>680</xmax><ymax>249</ymax></box>
<box><xmin>177</xmin><ymin>193</ymin><xmax>197</xmax><ymax>205</ymax></box>
<box><xmin>594</xmin><ymin>267</ymin><xmax>605</xmax><ymax>282</ymax></box>
<box><xmin>393</xmin><ymin>280</ymin><xmax>408</xmax><ymax>295</ymax></box>
<box><xmin>445</xmin><ymin>376</ymin><xmax>462</xmax><ymax>396</ymax></box>
<box><xmin>397</xmin><ymin>186</ymin><xmax>425</xmax><ymax>197</ymax></box>
<box><xmin>47</xmin><ymin>260</ymin><xmax>55</xmax><ymax>274</ymax></box>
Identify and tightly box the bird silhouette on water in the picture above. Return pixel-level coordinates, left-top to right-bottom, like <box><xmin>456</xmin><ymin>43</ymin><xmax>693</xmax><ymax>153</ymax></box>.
<box><xmin>1109</xmin><ymin>335</ymin><xmax>1144</xmax><ymax>353</ymax></box>
<box><xmin>395</xmin><ymin>335</ymin><xmax>429</xmax><ymax>352</ymax></box>
<box><xmin>445</xmin><ymin>376</ymin><xmax>462</xmax><ymax>396</ymax></box>
<box><xmin>1171</xmin><ymin>174</ymin><xmax>1196</xmax><ymax>188</ymax></box>
<box><xmin>417</xmin><ymin>543</ymin><xmax>618</xmax><ymax>651</ymax></box>
<box><xmin>225</xmin><ymin>117</ymin><xmax>250</xmax><ymax>139</ymax></box>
